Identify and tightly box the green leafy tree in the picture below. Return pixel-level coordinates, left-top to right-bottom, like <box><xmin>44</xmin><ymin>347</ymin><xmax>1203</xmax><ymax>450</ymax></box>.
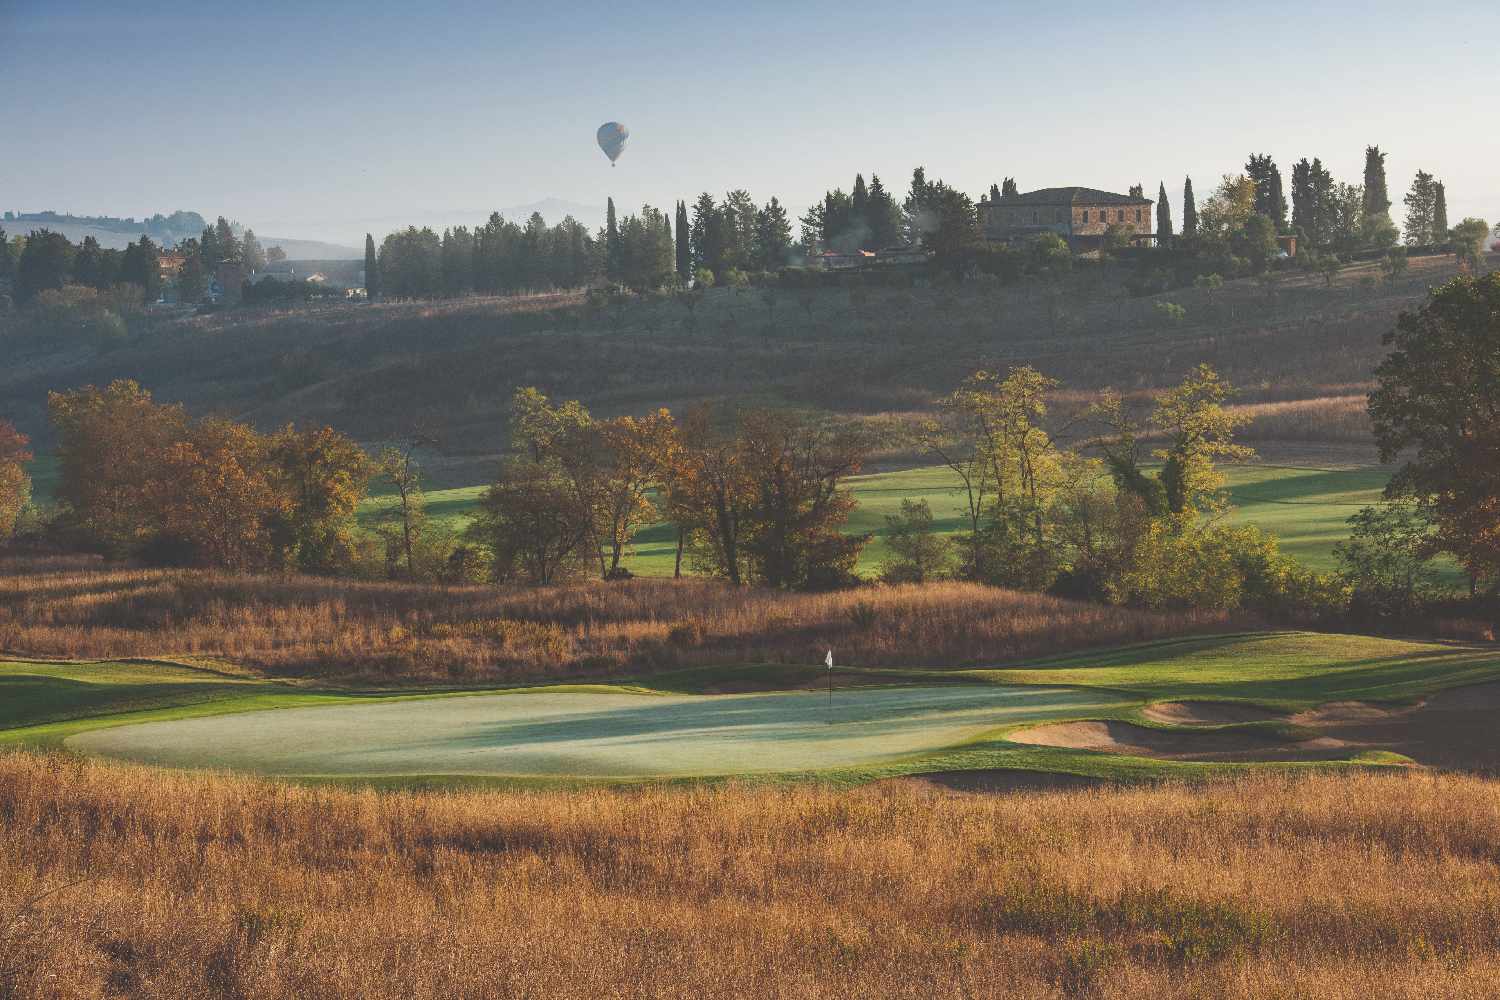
<box><xmin>734</xmin><ymin>409</ymin><xmax>871</xmax><ymax>590</ymax></box>
<box><xmin>1233</xmin><ymin>213</ymin><xmax>1279</xmax><ymax>273</ymax></box>
<box><xmin>752</xmin><ymin>197</ymin><xmax>792</xmax><ymax>270</ymax></box>
<box><xmin>721</xmin><ymin>189</ymin><xmax>757</xmax><ymax>270</ymax></box>
<box><xmin>468</xmin><ymin>457</ymin><xmax>594</xmax><ymax>585</ymax></box>
<box><xmin>1154</xmin><ymin>364</ymin><xmax>1255</xmax><ymax>515</ymax></box>
<box><xmin>241</xmin><ymin>229</ymin><xmax>266</xmax><ymax>272</ymax></box>
<box><xmin>212</xmin><ymin>217</ymin><xmax>241</xmax><ymax>266</ymax></box>
<box><xmin>879</xmin><ymin>499</ymin><xmax>955</xmax><ymax>583</ymax></box>
<box><xmin>691</xmin><ymin>193</ymin><xmax>726</xmax><ymax>275</ymax></box>
<box><xmin>820</xmin><ymin>189</ymin><xmax>855</xmax><ymax>251</ymax></box>
<box><xmin>940</xmin><ymin>367</ymin><xmax>1070</xmax><ymax>588</ymax></box>
<box><xmin>1451</xmin><ymin>218</ymin><xmax>1491</xmax><ymax>270</ymax></box>
<box><xmin>865</xmin><ymin>174</ymin><xmax>901</xmax><ymax>248</ymax></box>
<box><xmin>1334</xmin><ymin>502</ymin><xmax>1443</xmax><ymax>617</ymax></box>
<box><xmin>1199</xmin><ymin>174</ymin><xmax>1257</xmax><ymax>240</ymax></box>
<box><xmin>1245</xmin><ymin>153</ymin><xmax>1287</xmax><ymax>230</ymax></box>
<box><xmin>1290</xmin><ymin>158</ymin><xmax>1335</xmax><ymax>247</ymax></box>
<box><xmin>375</xmin><ymin>442</ymin><xmax>428</xmax><ymax>579</ymax></box>
<box><xmin>1369</xmin><ymin>272</ymin><xmax>1500</xmax><ymax>591</ymax></box>
<box><xmin>1402</xmin><ymin>170</ymin><xmax>1437</xmax><ymax>245</ymax></box>
<box><xmin>119</xmin><ymin>237</ymin><xmax>162</xmax><ymax>302</ymax></box>
<box><xmin>1326</xmin><ymin>182</ymin><xmax>1367</xmax><ymax>252</ymax></box>
<box><xmin>72</xmin><ymin>236</ymin><xmax>109</xmax><ymax>289</ymax></box>
<box><xmin>15</xmin><ymin>228</ymin><xmax>74</xmax><ymax>305</ymax></box>
<box><xmin>378</xmin><ymin>227</ymin><xmax>442</xmax><ymax>299</ymax></box>
<box><xmin>176</xmin><ymin>238</ymin><xmax>208</xmax><ymax>304</ymax></box>
<box><xmin>269</xmin><ymin>424</ymin><xmax>373</xmax><ymax>573</ymax></box>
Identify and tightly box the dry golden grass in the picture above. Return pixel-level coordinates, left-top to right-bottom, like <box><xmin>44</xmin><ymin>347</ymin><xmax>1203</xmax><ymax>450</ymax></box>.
<box><xmin>4</xmin><ymin>751</ymin><xmax>1500</xmax><ymax>998</ymax></box>
<box><xmin>1231</xmin><ymin>393</ymin><xmax>1375</xmax><ymax>443</ymax></box>
<box><xmin>0</xmin><ymin>557</ymin><xmax>1227</xmax><ymax>683</ymax></box>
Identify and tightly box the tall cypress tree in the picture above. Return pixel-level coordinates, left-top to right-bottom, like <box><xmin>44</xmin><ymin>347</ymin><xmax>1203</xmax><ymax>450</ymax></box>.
<box><xmin>605</xmin><ymin>198</ymin><xmax>620</xmax><ymax>280</ymax></box>
<box><xmin>1156</xmin><ymin>181</ymin><xmax>1173</xmax><ymax>239</ymax></box>
<box><xmin>1362</xmin><ymin>146</ymin><xmax>1391</xmax><ymax>224</ymax></box>
<box><xmin>364</xmin><ymin>233</ymin><xmax>379</xmax><ymax>300</ymax></box>
<box><xmin>1267</xmin><ymin>166</ymin><xmax>1287</xmax><ymax>232</ymax></box>
<box><xmin>1432</xmin><ymin>182</ymin><xmax>1448</xmax><ymax>241</ymax></box>
<box><xmin>1290</xmin><ymin>159</ymin><xmax>1313</xmax><ymax>238</ymax></box>
<box><xmin>674</xmin><ymin>201</ymin><xmax>691</xmax><ymax>280</ymax></box>
<box><xmin>1182</xmin><ymin>177</ymin><xmax>1198</xmax><ymax>238</ymax></box>
<box><xmin>866</xmin><ymin>175</ymin><xmax>899</xmax><ymax>248</ymax></box>
<box><xmin>850</xmin><ymin>174</ymin><xmax>869</xmax><ymax>247</ymax></box>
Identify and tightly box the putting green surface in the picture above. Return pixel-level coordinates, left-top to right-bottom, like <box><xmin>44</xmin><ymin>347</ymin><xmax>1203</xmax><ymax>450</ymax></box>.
<box><xmin>68</xmin><ymin>685</ymin><xmax>1121</xmax><ymax>779</ymax></box>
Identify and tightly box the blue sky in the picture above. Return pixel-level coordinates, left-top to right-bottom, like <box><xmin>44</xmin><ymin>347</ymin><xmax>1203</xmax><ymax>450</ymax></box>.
<box><xmin>2</xmin><ymin>0</ymin><xmax>1496</xmax><ymax>245</ymax></box>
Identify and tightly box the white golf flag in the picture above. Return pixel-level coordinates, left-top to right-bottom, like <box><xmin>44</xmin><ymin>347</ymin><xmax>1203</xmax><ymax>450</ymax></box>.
<box><xmin>825</xmin><ymin>650</ymin><xmax>834</xmax><ymax>669</ymax></box>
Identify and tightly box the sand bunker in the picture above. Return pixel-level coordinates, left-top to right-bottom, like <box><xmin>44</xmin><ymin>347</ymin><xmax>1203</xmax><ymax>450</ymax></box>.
<box><xmin>1287</xmin><ymin>682</ymin><xmax>1500</xmax><ymax>772</ymax></box>
<box><xmin>1142</xmin><ymin>701</ymin><xmax>1285</xmax><ymax>726</ymax></box>
<box><xmin>1008</xmin><ymin>720</ymin><xmax>1296</xmax><ymax>758</ymax></box>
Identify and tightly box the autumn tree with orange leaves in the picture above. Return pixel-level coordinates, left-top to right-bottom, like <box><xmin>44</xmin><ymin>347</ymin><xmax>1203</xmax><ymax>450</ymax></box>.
<box><xmin>48</xmin><ymin>380</ymin><xmax>370</xmax><ymax>570</ymax></box>
<box><xmin>0</xmin><ymin>420</ymin><xmax>32</xmax><ymax>541</ymax></box>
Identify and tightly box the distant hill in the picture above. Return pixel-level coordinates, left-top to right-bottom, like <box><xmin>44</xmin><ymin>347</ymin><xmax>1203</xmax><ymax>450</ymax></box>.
<box><xmin>3</xmin><ymin>253</ymin><xmax>1480</xmax><ymax>476</ymax></box>
<box><xmin>1</xmin><ymin>212</ymin><xmax>361</xmax><ymax>259</ymax></box>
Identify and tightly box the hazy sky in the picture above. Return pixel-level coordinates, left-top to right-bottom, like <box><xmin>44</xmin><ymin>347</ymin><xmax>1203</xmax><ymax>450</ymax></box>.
<box><xmin>3</xmin><ymin>0</ymin><xmax>1497</xmax><ymax>245</ymax></box>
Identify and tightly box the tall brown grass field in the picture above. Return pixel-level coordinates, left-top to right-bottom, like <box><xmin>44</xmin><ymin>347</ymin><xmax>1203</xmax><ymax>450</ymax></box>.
<box><xmin>4</xmin><ymin>752</ymin><xmax>1500</xmax><ymax>998</ymax></box>
<box><xmin>0</xmin><ymin>557</ymin><xmax>1228</xmax><ymax>683</ymax></box>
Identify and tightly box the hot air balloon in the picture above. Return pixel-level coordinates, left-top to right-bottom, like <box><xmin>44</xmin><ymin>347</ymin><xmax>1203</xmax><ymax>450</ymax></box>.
<box><xmin>596</xmin><ymin>122</ymin><xmax>628</xmax><ymax>166</ymax></box>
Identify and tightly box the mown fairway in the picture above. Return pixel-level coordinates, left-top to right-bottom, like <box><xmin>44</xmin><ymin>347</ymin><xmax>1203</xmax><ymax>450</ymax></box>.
<box><xmin>14</xmin><ymin>632</ymin><xmax>1500</xmax><ymax>785</ymax></box>
<box><xmin>361</xmin><ymin>462</ymin><xmax>1393</xmax><ymax>578</ymax></box>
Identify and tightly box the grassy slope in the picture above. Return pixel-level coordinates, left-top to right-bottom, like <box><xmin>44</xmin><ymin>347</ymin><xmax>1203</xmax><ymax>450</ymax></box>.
<box><xmin>360</xmin><ymin>462</ymin><xmax>1393</xmax><ymax>578</ymax></box>
<box><xmin>7</xmin><ymin>632</ymin><xmax>1496</xmax><ymax>785</ymax></box>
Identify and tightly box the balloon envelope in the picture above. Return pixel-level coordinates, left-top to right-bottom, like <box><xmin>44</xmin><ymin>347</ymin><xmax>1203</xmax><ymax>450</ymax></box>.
<box><xmin>596</xmin><ymin>122</ymin><xmax>629</xmax><ymax>164</ymax></box>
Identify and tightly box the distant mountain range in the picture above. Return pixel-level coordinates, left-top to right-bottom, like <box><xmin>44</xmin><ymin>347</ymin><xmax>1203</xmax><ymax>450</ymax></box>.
<box><xmin>3</xmin><ymin>199</ymin><xmax>608</xmax><ymax>261</ymax></box>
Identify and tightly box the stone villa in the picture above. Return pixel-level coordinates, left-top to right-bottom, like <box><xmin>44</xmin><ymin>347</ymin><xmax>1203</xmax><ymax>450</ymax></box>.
<box><xmin>979</xmin><ymin>186</ymin><xmax>1155</xmax><ymax>250</ymax></box>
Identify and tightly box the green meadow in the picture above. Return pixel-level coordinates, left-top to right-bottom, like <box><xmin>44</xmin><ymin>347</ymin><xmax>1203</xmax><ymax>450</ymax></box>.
<box><xmin>360</xmin><ymin>462</ymin><xmax>1394</xmax><ymax>578</ymax></box>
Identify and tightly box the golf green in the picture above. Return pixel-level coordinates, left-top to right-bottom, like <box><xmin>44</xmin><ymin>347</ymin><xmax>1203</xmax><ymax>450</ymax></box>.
<box><xmin>68</xmin><ymin>685</ymin><xmax>1121</xmax><ymax>779</ymax></box>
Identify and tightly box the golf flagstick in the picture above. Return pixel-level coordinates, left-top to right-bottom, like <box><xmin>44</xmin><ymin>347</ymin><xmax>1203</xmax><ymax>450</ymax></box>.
<box><xmin>825</xmin><ymin>649</ymin><xmax>834</xmax><ymax>721</ymax></box>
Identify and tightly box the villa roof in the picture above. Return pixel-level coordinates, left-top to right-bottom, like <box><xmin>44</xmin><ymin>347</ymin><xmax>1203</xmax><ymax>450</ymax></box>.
<box><xmin>986</xmin><ymin>187</ymin><xmax>1152</xmax><ymax>207</ymax></box>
